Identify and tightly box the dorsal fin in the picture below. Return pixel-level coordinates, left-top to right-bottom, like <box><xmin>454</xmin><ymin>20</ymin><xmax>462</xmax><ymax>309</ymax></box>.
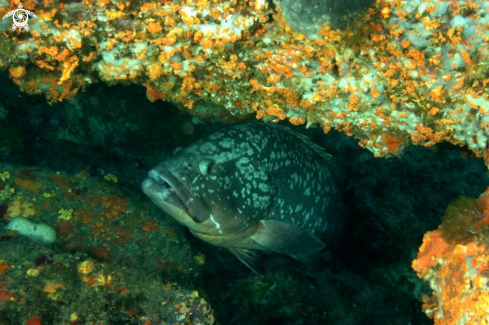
<box><xmin>267</xmin><ymin>123</ymin><xmax>334</xmax><ymax>163</ymax></box>
<box><xmin>267</xmin><ymin>123</ymin><xmax>349</xmax><ymax>187</ymax></box>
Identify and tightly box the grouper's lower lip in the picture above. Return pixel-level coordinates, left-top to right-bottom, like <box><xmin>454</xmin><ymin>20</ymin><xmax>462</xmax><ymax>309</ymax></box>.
<box><xmin>142</xmin><ymin>167</ymin><xmax>200</xmax><ymax>220</ymax></box>
<box><xmin>141</xmin><ymin>177</ymin><xmax>187</xmax><ymax>213</ymax></box>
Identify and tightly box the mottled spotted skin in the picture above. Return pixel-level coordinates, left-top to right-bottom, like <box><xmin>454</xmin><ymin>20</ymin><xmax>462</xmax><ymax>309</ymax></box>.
<box><xmin>142</xmin><ymin>123</ymin><xmax>347</xmax><ymax>272</ymax></box>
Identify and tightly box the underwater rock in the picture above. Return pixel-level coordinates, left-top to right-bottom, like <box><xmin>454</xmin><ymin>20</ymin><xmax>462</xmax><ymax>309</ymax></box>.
<box><xmin>0</xmin><ymin>162</ymin><xmax>214</xmax><ymax>324</ymax></box>
<box><xmin>278</xmin><ymin>0</ymin><xmax>375</xmax><ymax>36</ymax></box>
<box><xmin>1</xmin><ymin>1</ymin><xmax>489</xmax><ymax>161</ymax></box>
<box><xmin>6</xmin><ymin>217</ymin><xmax>56</xmax><ymax>245</ymax></box>
<box><xmin>412</xmin><ymin>189</ymin><xmax>489</xmax><ymax>323</ymax></box>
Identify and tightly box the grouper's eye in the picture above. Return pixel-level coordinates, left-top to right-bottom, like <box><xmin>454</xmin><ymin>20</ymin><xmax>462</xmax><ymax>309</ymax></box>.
<box><xmin>199</xmin><ymin>159</ymin><xmax>214</xmax><ymax>176</ymax></box>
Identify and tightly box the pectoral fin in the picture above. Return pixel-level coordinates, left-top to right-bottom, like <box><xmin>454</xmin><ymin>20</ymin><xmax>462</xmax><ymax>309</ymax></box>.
<box><xmin>229</xmin><ymin>247</ymin><xmax>264</xmax><ymax>275</ymax></box>
<box><xmin>251</xmin><ymin>220</ymin><xmax>325</xmax><ymax>256</ymax></box>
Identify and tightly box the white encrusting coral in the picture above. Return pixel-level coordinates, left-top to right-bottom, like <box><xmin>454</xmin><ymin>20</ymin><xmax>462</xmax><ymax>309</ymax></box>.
<box><xmin>6</xmin><ymin>217</ymin><xmax>57</xmax><ymax>245</ymax></box>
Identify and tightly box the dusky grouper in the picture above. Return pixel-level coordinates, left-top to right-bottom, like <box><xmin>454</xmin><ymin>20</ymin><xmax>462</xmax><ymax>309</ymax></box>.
<box><xmin>142</xmin><ymin>122</ymin><xmax>348</xmax><ymax>273</ymax></box>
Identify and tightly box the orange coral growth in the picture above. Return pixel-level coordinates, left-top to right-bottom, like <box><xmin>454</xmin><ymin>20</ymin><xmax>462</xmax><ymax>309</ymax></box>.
<box><xmin>26</xmin><ymin>317</ymin><xmax>42</xmax><ymax>325</ymax></box>
<box><xmin>140</xmin><ymin>220</ymin><xmax>160</xmax><ymax>232</ymax></box>
<box><xmin>412</xmin><ymin>230</ymin><xmax>449</xmax><ymax>277</ymax></box>
<box><xmin>47</xmin><ymin>174</ymin><xmax>71</xmax><ymax>190</ymax></box>
<box><xmin>13</xmin><ymin>179</ymin><xmax>43</xmax><ymax>193</ymax></box>
<box><xmin>56</xmin><ymin>220</ymin><xmax>76</xmax><ymax>239</ymax></box>
<box><xmin>288</xmin><ymin>117</ymin><xmax>306</xmax><ymax>126</ymax></box>
<box><xmin>43</xmin><ymin>282</ymin><xmax>66</xmax><ymax>294</ymax></box>
<box><xmin>0</xmin><ymin>282</ymin><xmax>14</xmax><ymax>302</ymax></box>
<box><xmin>74</xmin><ymin>208</ymin><xmax>97</xmax><ymax>225</ymax></box>
<box><xmin>0</xmin><ymin>262</ymin><xmax>8</xmax><ymax>275</ymax></box>
<box><xmin>99</xmin><ymin>195</ymin><xmax>127</xmax><ymax>221</ymax></box>
<box><xmin>163</xmin><ymin>228</ymin><xmax>176</xmax><ymax>238</ymax></box>
<box><xmin>9</xmin><ymin>66</ymin><xmax>26</xmax><ymax>79</ymax></box>
<box><xmin>89</xmin><ymin>245</ymin><xmax>111</xmax><ymax>260</ymax></box>
<box><xmin>146</xmin><ymin>22</ymin><xmax>162</xmax><ymax>34</ymax></box>
<box><xmin>380</xmin><ymin>134</ymin><xmax>405</xmax><ymax>155</ymax></box>
<box><xmin>413</xmin><ymin>188</ymin><xmax>489</xmax><ymax>324</ymax></box>
<box><xmin>58</xmin><ymin>57</ymin><xmax>79</xmax><ymax>85</ymax></box>
<box><xmin>145</xmin><ymin>84</ymin><xmax>166</xmax><ymax>102</ymax></box>
<box><xmin>114</xmin><ymin>227</ymin><xmax>132</xmax><ymax>243</ymax></box>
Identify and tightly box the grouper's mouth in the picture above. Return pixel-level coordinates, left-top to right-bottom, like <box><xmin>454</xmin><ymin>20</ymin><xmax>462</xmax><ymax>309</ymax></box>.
<box><xmin>141</xmin><ymin>166</ymin><xmax>204</xmax><ymax>223</ymax></box>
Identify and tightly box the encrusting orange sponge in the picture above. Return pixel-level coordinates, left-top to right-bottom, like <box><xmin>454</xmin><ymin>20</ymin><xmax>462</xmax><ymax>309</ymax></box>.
<box><xmin>413</xmin><ymin>188</ymin><xmax>489</xmax><ymax>324</ymax></box>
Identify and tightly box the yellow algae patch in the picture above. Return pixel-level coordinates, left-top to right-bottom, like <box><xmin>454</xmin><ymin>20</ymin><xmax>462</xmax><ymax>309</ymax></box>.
<box><xmin>78</xmin><ymin>259</ymin><xmax>95</xmax><ymax>275</ymax></box>
<box><xmin>6</xmin><ymin>198</ymin><xmax>36</xmax><ymax>218</ymax></box>
<box><xmin>193</xmin><ymin>253</ymin><xmax>206</xmax><ymax>266</ymax></box>
<box><xmin>104</xmin><ymin>173</ymin><xmax>118</xmax><ymax>183</ymax></box>
<box><xmin>26</xmin><ymin>268</ymin><xmax>40</xmax><ymax>277</ymax></box>
<box><xmin>0</xmin><ymin>172</ymin><xmax>10</xmax><ymax>182</ymax></box>
<box><xmin>88</xmin><ymin>273</ymin><xmax>113</xmax><ymax>287</ymax></box>
<box><xmin>58</xmin><ymin>208</ymin><xmax>73</xmax><ymax>221</ymax></box>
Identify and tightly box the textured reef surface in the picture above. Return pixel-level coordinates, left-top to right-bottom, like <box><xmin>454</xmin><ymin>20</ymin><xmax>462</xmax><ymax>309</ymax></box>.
<box><xmin>0</xmin><ymin>161</ymin><xmax>214</xmax><ymax>324</ymax></box>
<box><xmin>0</xmin><ymin>72</ymin><xmax>488</xmax><ymax>324</ymax></box>
<box><xmin>1</xmin><ymin>0</ymin><xmax>489</xmax><ymax>161</ymax></box>
<box><xmin>1</xmin><ymin>0</ymin><xmax>489</xmax><ymax>323</ymax></box>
